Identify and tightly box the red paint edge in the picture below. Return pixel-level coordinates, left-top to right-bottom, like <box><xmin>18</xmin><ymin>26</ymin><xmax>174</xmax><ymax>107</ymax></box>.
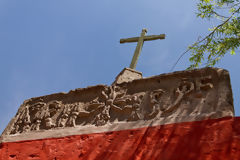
<box><xmin>1</xmin><ymin>117</ymin><xmax>240</xmax><ymax>160</ymax></box>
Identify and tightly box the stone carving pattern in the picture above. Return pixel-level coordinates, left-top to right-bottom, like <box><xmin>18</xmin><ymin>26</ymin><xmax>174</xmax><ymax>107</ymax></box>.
<box><xmin>9</xmin><ymin>76</ymin><xmax>214</xmax><ymax>135</ymax></box>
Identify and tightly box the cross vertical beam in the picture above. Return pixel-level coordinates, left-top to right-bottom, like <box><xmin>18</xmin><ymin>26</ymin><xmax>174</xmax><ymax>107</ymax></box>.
<box><xmin>129</xmin><ymin>29</ymin><xmax>147</xmax><ymax>69</ymax></box>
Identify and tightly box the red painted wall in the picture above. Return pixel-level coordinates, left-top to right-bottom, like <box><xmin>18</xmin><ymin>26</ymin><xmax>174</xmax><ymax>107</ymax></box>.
<box><xmin>1</xmin><ymin>117</ymin><xmax>240</xmax><ymax>160</ymax></box>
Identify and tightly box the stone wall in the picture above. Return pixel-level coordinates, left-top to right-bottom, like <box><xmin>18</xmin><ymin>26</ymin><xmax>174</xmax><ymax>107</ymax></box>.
<box><xmin>1</xmin><ymin>117</ymin><xmax>240</xmax><ymax>160</ymax></box>
<box><xmin>0</xmin><ymin>67</ymin><xmax>234</xmax><ymax>143</ymax></box>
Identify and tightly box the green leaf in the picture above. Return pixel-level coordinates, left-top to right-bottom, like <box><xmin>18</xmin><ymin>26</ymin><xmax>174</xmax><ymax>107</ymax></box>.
<box><xmin>230</xmin><ymin>49</ymin><xmax>236</xmax><ymax>55</ymax></box>
<box><xmin>204</xmin><ymin>0</ymin><xmax>211</xmax><ymax>3</ymax></box>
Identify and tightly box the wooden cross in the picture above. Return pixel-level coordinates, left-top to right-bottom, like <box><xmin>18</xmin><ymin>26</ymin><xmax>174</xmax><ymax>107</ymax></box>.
<box><xmin>120</xmin><ymin>29</ymin><xmax>165</xmax><ymax>69</ymax></box>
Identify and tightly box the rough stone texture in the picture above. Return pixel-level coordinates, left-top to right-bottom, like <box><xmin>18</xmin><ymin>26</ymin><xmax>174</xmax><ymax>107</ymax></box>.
<box><xmin>1</xmin><ymin>117</ymin><xmax>240</xmax><ymax>160</ymax></box>
<box><xmin>112</xmin><ymin>68</ymin><xmax>142</xmax><ymax>85</ymax></box>
<box><xmin>0</xmin><ymin>67</ymin><xmax>234</xmax><ymax>142</ymax></box>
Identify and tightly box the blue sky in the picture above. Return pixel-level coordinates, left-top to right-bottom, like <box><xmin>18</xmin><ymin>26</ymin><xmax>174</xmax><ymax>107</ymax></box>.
<box><xmin>0</xmin><ymin>0</ymin><xmax>239</xmax><ymax>133</ymax></box>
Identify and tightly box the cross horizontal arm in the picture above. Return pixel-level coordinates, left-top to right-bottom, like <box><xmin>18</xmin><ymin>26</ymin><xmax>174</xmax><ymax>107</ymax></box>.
<box><xmin>120</xmin><ymin>37</ymin><xmax>140</xmax><ymax>43</ymax></box>
<box><xmin>144</xmin><ymin>34</ymin><xmax>166</xmax><ymax>42</ymax></box>
<box><xmin>120</xmin><ymin>34</ymin><xmax>165</xmax><ymax>44</ymax></box>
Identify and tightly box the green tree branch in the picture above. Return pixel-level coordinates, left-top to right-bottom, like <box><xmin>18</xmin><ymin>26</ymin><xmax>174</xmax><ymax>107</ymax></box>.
<box><xmin>171</xmin><ymin>0</ymin><xmax>240</xmax><ymax>71</ymax></box>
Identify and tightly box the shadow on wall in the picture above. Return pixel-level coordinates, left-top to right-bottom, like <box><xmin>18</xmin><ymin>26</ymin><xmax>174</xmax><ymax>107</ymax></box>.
<box><xmin>1</xmin><ymin>117</ymin><xmax>240</xmax><ymax>160</ymax></box>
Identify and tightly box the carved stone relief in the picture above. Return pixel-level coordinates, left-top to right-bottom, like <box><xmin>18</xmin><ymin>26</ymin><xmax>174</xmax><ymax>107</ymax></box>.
<box><xmin>2</xmin><ymin>67</ymin><xmax>234</xmax><ymax>136</ymax></box>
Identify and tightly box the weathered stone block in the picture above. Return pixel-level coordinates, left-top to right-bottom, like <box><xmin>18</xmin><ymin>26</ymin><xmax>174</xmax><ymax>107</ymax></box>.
<box><xmin>0</xmin><ymin>67</ymin><xmax>234</xmax><ymax>142</ymax></box>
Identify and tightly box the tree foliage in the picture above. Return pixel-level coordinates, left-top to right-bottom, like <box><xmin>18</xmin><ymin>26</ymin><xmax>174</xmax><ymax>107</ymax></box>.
<box><xmin>172</xmin><ymin>0</ymin><xmax>240</xmax><ymax>70</ymax></box>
